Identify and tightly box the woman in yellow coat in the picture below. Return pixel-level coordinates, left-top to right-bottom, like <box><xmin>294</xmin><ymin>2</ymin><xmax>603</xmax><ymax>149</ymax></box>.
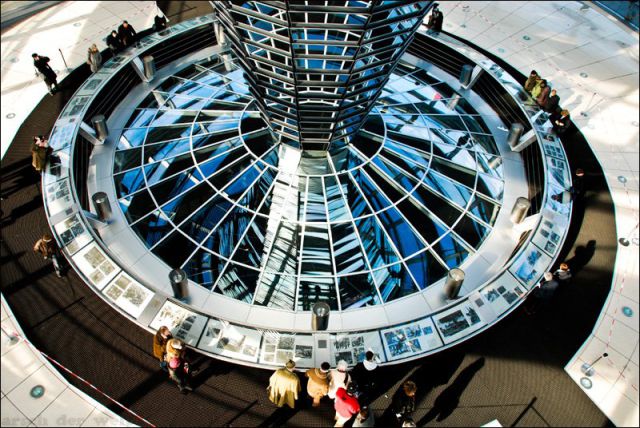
<box><xmin>268</xmin><ymin>360</ymin><xmax>301</xmax><ymax>408</ymax></box>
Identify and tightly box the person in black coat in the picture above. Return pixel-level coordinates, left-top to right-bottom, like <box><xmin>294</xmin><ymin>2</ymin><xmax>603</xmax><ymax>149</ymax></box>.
<box><xmin>118</xmin><ymin>20</ymin><xmax>137</xmax><ymax>47</ymax></box>
<box><xmin>32</xmin><ymin>53</ymin><xmax>58</xmax><ymax>95</ymax></box>
<box><xmin>543</xmin><ymin>89</ymin><xmax>560</xmax><ymax>113</ymax></box>
<box><xmin>550</xmin><ymin>109</ymin><xmax>571</xmax><ymax>135</ymax></box>
<box><xmin>106</xmin><ymin>30</ymin><xmax>124</xmax><ymax>55</ymax></box>
<box><xmin>154</xmin><ymin>14</ymin><xmax>168</xmax><ymax>32</ymax></box>
<box><xmin>392</xmin><ymin>380</ymin><xmax>417</xmax><ymax>425</ymax></box>
<box><xmin>427</xmin><ymin>4</ymin><xmax>444</xmax><ymax>33</ymax></box>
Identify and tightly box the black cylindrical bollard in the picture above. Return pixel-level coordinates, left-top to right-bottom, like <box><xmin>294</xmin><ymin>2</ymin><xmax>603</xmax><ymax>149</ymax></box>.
<box><xmin>169</xmin><ymin>268</ymin><xmax>188</xmax><ymax>300</ymax></box>
<box><xmin>510</xmin><ymin>197</ymin><xmax>531</xmax><ymax>224</ymax></box>
<box><xmin>312</xmin><ymin>302</ymin><xmax>330</xmax><ymax>331</ymax></box>
<box><xmin>507</xmin><ymin>123</ymin><xmax>524</xmax><ymax>149</ymax></box>
<box><xmin>91</xmin><ymin>115</ymin><xmax>108</xmax><ymax>141</ymax></box>
<box><xmin>459</xmin><ymin>64</ymin><xmax>473</xmax><ymax>86</ymax></box>
<box><xmin>143</xmin><ymin>55</ymin><xmax>155</xmax><ymax>80</ymax></box>
<box><xmin>91</xmin><ymin>192</ymin><xmax>112</xmax><ymax>221</ymax></box>
<box><xmin>444</xmin><ymin>268</ymin><xmax>465</xmax><ymax>299</ymax></box>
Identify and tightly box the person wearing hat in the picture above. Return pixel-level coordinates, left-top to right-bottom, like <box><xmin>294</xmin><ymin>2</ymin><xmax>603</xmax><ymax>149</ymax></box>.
<box><xmin>267</xmin><ymin>360</ymin><xmax>301</xmax><ymax>408</ymax></box>
<box><xmin>305</xmin><ymin>361</ymin><xmax>331</xmax><ymax>407</ymax></box>
<box><xmin>33</xmin><ymin>233</ymin><xmax>63</xmax><ymax>277</ymax></box>
<box><xmin>328</xmin><ymin>359</ymin><xmax>351</xmax><ymax>400</ymax></box>
<box><xmin>334</xmin><ymin>383</ymin><xmax>360</xmax><ymax>427</ymax></box>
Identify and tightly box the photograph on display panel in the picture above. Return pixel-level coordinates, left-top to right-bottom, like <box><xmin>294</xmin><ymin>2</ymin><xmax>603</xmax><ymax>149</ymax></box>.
<box><xmin>380</xmin><ymin>318</ymin><xmax>441</xmax><ymax>361</ymax></box>
<box><xmin>330</xmin><ymin>331</ymin><xmax>385</xmax><ymax>366</ymax></box>
<box><xmin>149</xmin><ymin>300</ymin><xmax>207</xmax><ymax>346</ymax></box>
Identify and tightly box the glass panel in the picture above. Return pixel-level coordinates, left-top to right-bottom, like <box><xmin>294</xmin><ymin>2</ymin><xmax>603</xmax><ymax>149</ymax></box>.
<box><xmin>331</xmin><ymin>222</ymin><xmax>368</xmax><ymax>274</ymax></box>
<box><xmin>254</xmin><ymin>273</ymin><xmax>297</xmax><ymax>310</ymax></box>
<box><xmin>338</xmin><ymin>273</ymin><xmax>380</xmax><ymax>309</ymax></box>
<box><xmin>468</xmin><ymin>195</ymin><xmax>500</xmax><ymax>225</ymax></box>
<box><xmin>114</xmin><ymin>167</ymin><xmax>146</xmax><ymax>197</ymax></box>
<box><xmin>375</xmin><ymin>263</ymin><xmax>418</xmax><ymax>302</ymax></box>
<box><xmin>431</xmin><ymin>233</ymin><xmax>470</xmax><ymax>269</ymax></box>
<box><xmin>118</xmin><ymin>190</ymin><xmax>156</xmax><ymax>223</ymax></box>
<box><xmin>298</xmin><ymin>277</ymin><xmax>338</xmax><ymax>311</ymax></box>
<box><xmin>453</xmin><ymin>215</ymin><xmax>489</xmax><ymax>248</ymax></box>
<box><xmin>404</xmin><ymin>250</ymin><xmax>448</xmax><ymax>289</ymax></box>
<box><xmin>214</xmin><ymin>263</ymin><xmax>259</xmax><ymax>303</ymax></box>
<box><xmin>300</xmin><ymin>225</ymin><xmax>333</xmax><ymax>276</ymax></box>
<box><xmin>152</xmin><ymin>230</ymin><xmax>196</xmax><ymax>269</ymax></box>
<box><xmin>131</xmin><ymin>209</ymin><xmax>173</xmax><ymax>247</ymax></box>
<box><xmin>183</xmin><ymin>249</ymin><xmax>223</xmax><ymax>290</ymax></box>
<box><xmin>375</xmin><ymin>205</ymin><xmax>425</xmax><ymax>258</ymax></box>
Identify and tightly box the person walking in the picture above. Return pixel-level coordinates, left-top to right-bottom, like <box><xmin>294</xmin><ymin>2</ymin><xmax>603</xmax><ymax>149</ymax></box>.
<box><xmin>106</xmin><ymin>30</ymin><xmax>124</xmax><ymax>55</ymax></box>
<box><xmin>392</xmin><ymin>380</ymin><xmax>417</xmax><ymax>425</ymax></box>
<box><xmin>351</xmin><ymin>351</ymin><xmax>379</xmax><ymax>405</ymax></box>
<box><xmin>118</xmin><ymin>20</ymin><xmax>137</xmax><ymax>47</ymax></box>
<box><xmin>328</xmin><ymin>359</ymin><xmax>351</xmax><ymax>400</ymax></box>
<box><xmin>153</xmin><ymin>326</ymin><xmax>172</xmax><ymax>371</ymax></box>
<box><xmin>543</xmin><ymin>89</ymin><xmax>560</xmax><ymax>113</ymax></box>
<box><xmin>33</xmin><ymin>233</ymin><xmax>63</xmax><ymax>277</ymax></box>
<box><xmin>87</xmin><ymin>44</ymin><xmax>102</xmax><ymax>73</ymax></box>
<box><xmin>334</xmin><ymin>384</ymin><xmax>360</xmax><ymax>427</ymax></box>
<box><xmin>426</xmin><ymin>4</ymin><xmax>444</xmax><ymax>33</ymax></box>
<box><xmin>32</xmin><ymin>53</ymin><xmax>58</xmax><ymax>95</ymax></box>
<box><xmin>305</xmin><ymin>361</ymin><xmax>331</xmax><ymax>407</ymax></box>
<box><xmin>267</xmin><ymin>359</ymin><xmax>301</xmax><ymax>409</ymax></box>
<box><xmin>31</xmin><ymin>135</ymin><xmax>50</xmax><ymax>173</ymax></box>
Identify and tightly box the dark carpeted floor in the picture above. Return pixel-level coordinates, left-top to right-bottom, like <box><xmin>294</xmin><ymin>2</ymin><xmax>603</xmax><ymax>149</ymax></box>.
<box><xmin>0</xmin><ymin>3</ymin><xmax>616</xmax><ymax>427</ymax></box>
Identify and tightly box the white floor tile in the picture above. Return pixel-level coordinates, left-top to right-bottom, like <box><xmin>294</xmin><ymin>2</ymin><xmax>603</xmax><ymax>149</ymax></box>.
<box><xmin>1</xmin><ymin>397</ymin><xmax>32</xmax><ymax>427</ymax></box>
<box><xmin>33</xmin><ymin>388</ymin><xmax>95</xmax><ymax>427</ymax></box>
<box><xmin>1</xmin><ymin>340</ymin><xmax>43</xmax><ymax>393</ymax></box>
<box><xmin>599</xmin><ymin>387</ymin><xmax>640</xmax><ymax>427</ymax></box>
<box><xmin>6</xmin><ymin>366</ymin><xmax>67</xmax><ymax>420</ymax></box>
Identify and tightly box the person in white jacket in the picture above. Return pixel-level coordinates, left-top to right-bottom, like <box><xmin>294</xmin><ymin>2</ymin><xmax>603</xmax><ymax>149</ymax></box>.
<box><xmin>328</xmin><ymin>359</ymin><xmax>351</xmax><ymax>399</ymax></box>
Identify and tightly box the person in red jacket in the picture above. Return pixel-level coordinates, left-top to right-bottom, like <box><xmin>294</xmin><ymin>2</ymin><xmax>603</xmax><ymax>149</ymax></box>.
<box><xmin>334</xmin><ymin>383</ymin><xmax>360</xmax><ymax>427</ymax></box>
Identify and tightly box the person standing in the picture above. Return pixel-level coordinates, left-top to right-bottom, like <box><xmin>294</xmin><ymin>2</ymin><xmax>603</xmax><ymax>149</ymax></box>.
<box><xmin>268</xmin><ymin>359</ymin><xmax>301</xmax><ymax>409</ymax></box>
<box><xmin>33</xmin><ymin>233</ymin><xmax>63</xmax><ymax>277</ymax></box>
<box><xmin>525</xmin><ymin>272</ymin><xmax>560</xmax><ymax>315</ymax></box>
<box><xmin>86</xmin><ymin>44</ymin><xmax>102</xmax><ymax>73</ymax></box>
<box><xmin>305</xmin><ymin>362</ymin><xmax>330</xmax><ymax>407</ymax></box>
<box><xmin>555</xmin><ymin>262</ymin><xmax>572</xmax><ymax>282</ymax></box>
<box><xmin>328</xmin><ymin>359</ymin><xmax>351</xmax><ymax>400</ymax></box>
<box><xmin>351</xmin><ymin>351</ymin><xmax>379</xmax><ymax>405</ymax></box>
<box><xmin>32</xmin><ymin>53</ymin><xmax>58</xmax><ymax>95</ymax></box>
<box><xmin>535</xmin><ymin>80</ymin><xmax>551</xmax><ymax>108</ymax></box>
<box><xmin>334</xmin><ymin>384</ymin><xmax>360</xmax><ymax>427</ymax></box>
<box><xmin>154</xmin><ymin>14</ymin><xmax>168</xmax><ymax>31</ymax></box>
<box><xmin>118</xmin><ymin>20</ymin><xmax>137</xmax><ymax>47</ymax></box>
<box><xmin>392</xmin><ymin>381</ymin><xmax>417</xmax><ymax>425</ymax></box>
<box><xmin>572</xmin><ymin>168</ymin><xmax>585</xmax><ymax>200</ymax></box>
<box><xmin>543</xmin><ymin>89</ymin><xmax>560</xmax><ymax>113</ymax></box>
<box><xmin>31</xmin><ymin>135</ymin><xmax>50</xmax><ymax>173</ymax></box>
<box><xmin>550</xmin><ymin>109</ymin><xmax>571</xmax><ymax>134</ymax></box>
<box><xmin>426</xmin><ymin>4</ymin><xmax>444</xmax><ymax>33</ymax></box>
<box><xmin>165</xmin><ymin>338</ymin><xmax>192</xmax><ymax>393</ymax></box>
<box><xmin>106</xmin><ymin>30</ymin><xmax>124</xmax><ymax>55</ymax></box>
<box><xmin>153</xmin><ymin>326</ymin><xmax>172</xmax><ymax>371</ymax></box>
<box><xmin>524</xmin><ymin>70</ymin><xmax>541</xmax><ymax>93</ymax></box>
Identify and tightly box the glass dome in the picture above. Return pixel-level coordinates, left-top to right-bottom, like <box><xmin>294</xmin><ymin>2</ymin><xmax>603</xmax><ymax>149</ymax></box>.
<box><xmin>113</xmin><ymin>55</ymin><xmax>504</xmax><ymax>312</ymax></box>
